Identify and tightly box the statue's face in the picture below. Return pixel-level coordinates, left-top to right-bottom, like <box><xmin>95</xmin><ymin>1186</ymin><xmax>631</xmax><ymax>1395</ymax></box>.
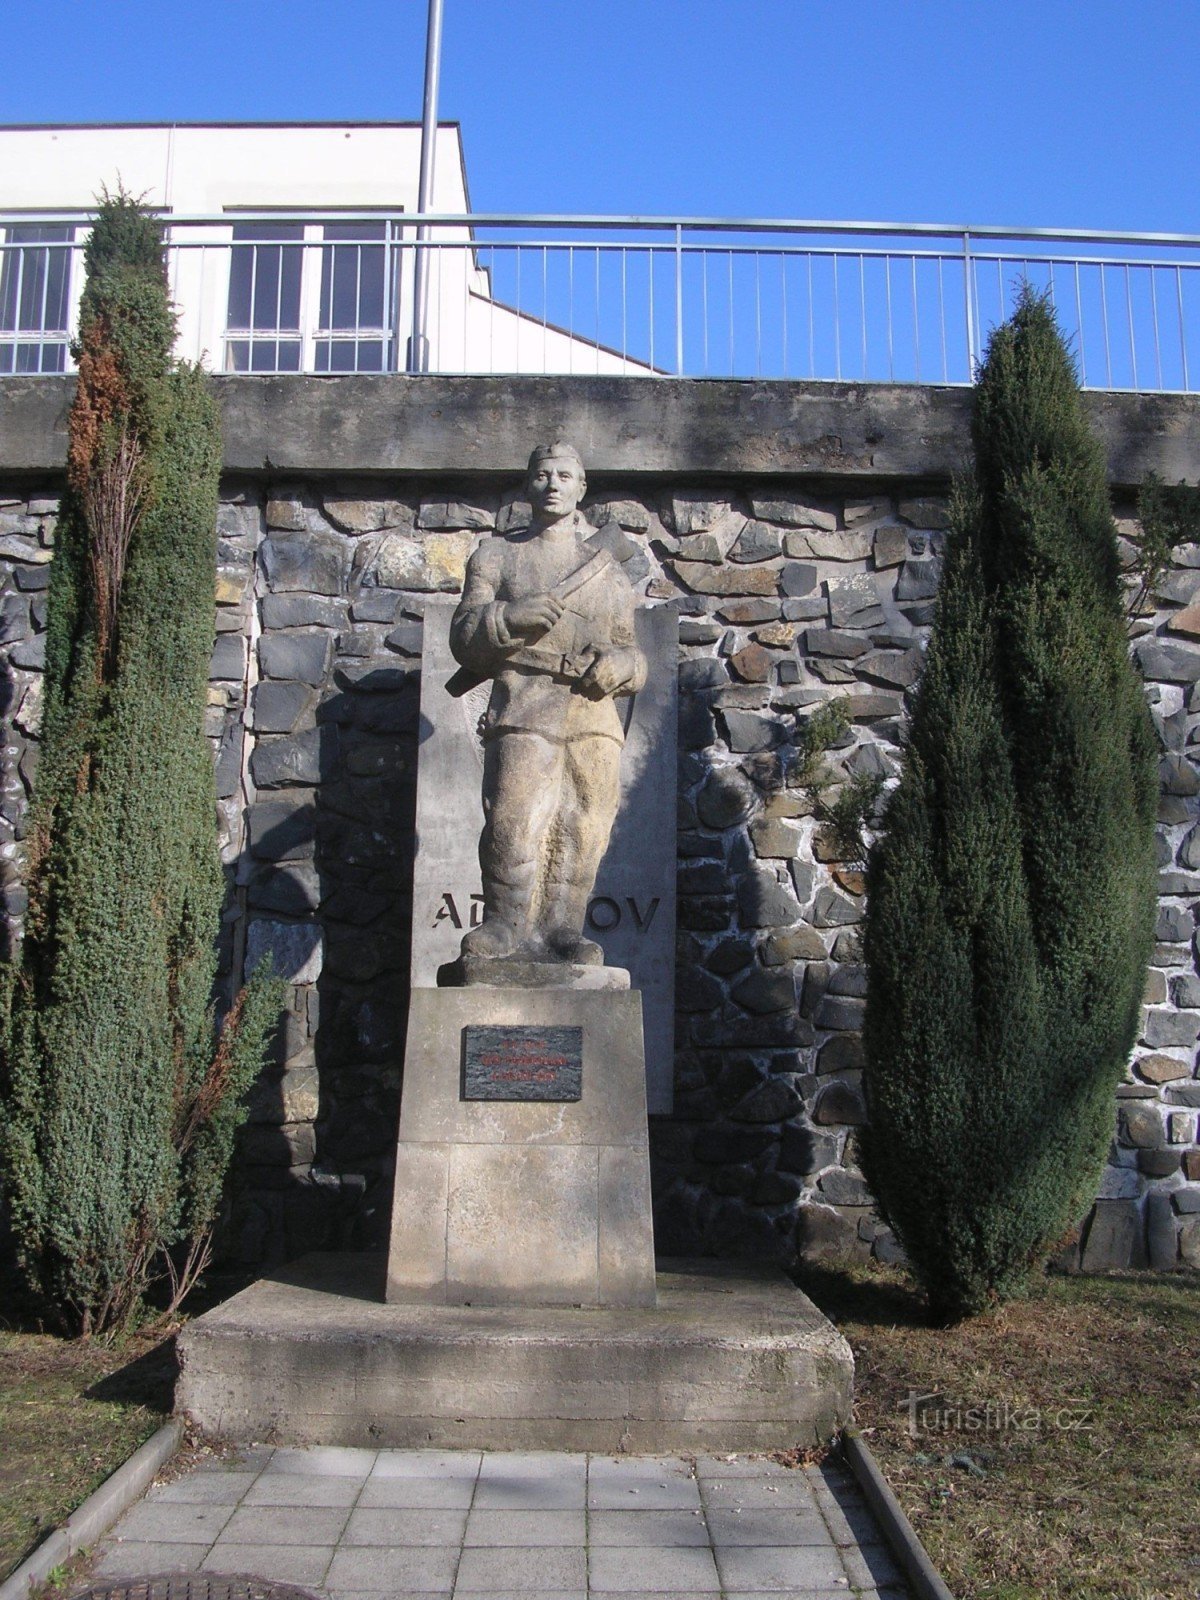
<box><xmin>527</xmin><ymin>455</ymin><xmax>586</xmax><ymax>519</ymax></box>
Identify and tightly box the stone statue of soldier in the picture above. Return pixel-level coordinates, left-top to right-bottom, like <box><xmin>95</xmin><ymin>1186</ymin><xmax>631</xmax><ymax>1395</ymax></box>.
<box><xmin>448</xmin><ymin>442</ymin><xmax>646</xmax><ymax>970</ymax></box>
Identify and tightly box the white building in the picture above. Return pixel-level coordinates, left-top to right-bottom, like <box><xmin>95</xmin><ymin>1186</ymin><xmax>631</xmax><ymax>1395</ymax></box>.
<box><xmin>0</xmin><ymin>122</ymin><xmax>645</xmax><ymax>377</ymax></box>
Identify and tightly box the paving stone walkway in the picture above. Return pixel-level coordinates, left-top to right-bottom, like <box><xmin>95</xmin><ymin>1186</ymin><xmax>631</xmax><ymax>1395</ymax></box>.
<box><xmin>91</xmin><ymin>1447</ymin><xmax>909</xmax><ymax>1600</ymax></box>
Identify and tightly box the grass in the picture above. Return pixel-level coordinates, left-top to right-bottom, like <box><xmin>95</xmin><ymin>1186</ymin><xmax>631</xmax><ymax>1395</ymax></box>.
<box><xmin>0</xmin><ymin>1325</ymin><xmax>174</xmax><ymax>1582</ymax></box>
<box><xmin>797</xmin><ymin>1258</ymin><xmax>1200</xmax><ymax>1600</ymax></box>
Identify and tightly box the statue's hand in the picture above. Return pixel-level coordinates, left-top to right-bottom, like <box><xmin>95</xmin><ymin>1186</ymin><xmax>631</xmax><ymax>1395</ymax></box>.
<box><xmin>579</xmin><ymin>648</ymin><xmax>636</xmax><ymax>699</ymax></box>
<box><xmin>503</xmin><ymin>593</ymin><xmax>564</xmax><ymax>639</ymax></box>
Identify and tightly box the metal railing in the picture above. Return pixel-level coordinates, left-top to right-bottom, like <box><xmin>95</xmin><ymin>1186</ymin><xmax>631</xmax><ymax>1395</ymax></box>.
<box><xmin>3</xmin><ymin>211</ymin><xmax>1200</xmax><ymax>389</ymax></box>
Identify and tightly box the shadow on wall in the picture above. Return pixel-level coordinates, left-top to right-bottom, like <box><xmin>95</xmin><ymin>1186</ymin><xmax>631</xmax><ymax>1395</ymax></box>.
<box><xmin>216</xmin><ymin>486</ymin><xmax>427</xmax><ymax>1272</ymax></box>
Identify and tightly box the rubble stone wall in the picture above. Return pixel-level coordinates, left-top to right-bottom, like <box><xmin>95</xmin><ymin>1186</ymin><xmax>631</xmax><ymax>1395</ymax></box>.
<box><xmin>2</xmin><ymin>449</ymin><xmax>1198</xmax><ymax>1276</ymax></box>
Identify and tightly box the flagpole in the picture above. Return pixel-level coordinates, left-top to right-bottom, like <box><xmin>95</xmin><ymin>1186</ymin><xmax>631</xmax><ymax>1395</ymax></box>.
<box><xmin>407</xmin><ymin>0</ymin><xmax>444</xmax><ymax>373</ymax></box>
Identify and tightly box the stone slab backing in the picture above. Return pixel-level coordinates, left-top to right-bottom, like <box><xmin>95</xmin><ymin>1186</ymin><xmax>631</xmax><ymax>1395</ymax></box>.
<box><xmin>386</xmin><ymin>988</ymin><xmax>655</xmax><ymax>1307</ymax></box>
<box><xmin>410</xmin><ymin>597</ymin><xmax>678</xmax><ymax>1113</ymax></box>
<box><xmin>176</xmin><ymin>1252</ymin><xmax>854</xmax><ymax>1452</ymax></box>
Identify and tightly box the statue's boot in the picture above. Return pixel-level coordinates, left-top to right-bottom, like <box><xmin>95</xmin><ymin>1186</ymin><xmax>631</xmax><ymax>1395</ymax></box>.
<box><xmin>460</xmin><ymin>870</ymin><xmax>533</xmax><ymax>960</ymax></box>
<box><xmin>540</xmin><ymin>878</ymin><xmax>604</xmax><ymax>965</ymax></box>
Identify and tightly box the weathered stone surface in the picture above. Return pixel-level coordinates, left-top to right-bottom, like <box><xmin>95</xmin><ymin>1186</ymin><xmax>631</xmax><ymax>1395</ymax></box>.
<box><xmin>750</xmin><ymin>498</ymin><xmax>836</xmax><ymax>531</ymax></box>
<box><xmin>843</xmin><ymin>497</ymin><xmax>890</xmax><ymax>527</ymax></box>
<box><xmin>259</xmin><ymin>631</ymin><xmax>332</xmax><ymax>685</ymax></box>
<box><xmin>349</xmin><ymin>589</ymin><xmax>402</xmax><ymax>623</ymax></box>
<box><xmin>730</xmin><ymin>1075</ymin><xmax>803</xmax><ymax>1122</ymax></box>
<box><xmin>872</xmin><ymin>525</ymin><xmax>908</xmax><ymax>568</ymax></box>
<box><xmin>679</xmin><ymin>617</ymin><xmax>723</xmax><ymax>644</ymax></box>
<box><xmin>262</xmin><ymin>592</ymin><xmax>347</xmax><ymax>629</ymax></box>
<box><xmin>729</xmin><ymin>643</ymin><xmax>774</xmax><ymax>684</ymax></box>
<box><xmin>265</xmin><ymin>496</ymin><xmax>307</xmax><ymax>531</ymax></box>
<box><xmin>587</xmin><ymin>496</ymin><xmax>652</xmax><ymax>532</ymax></box>
<box><xmin>669</xmin><ymin>493</ymin><xmax>743</xmax><ymax>537</ymax></box>
<box><xmin>828</xmin><ymin>574</ymin><xmax>883</xmax><ymax>629</ymax></box>
<box><xmin>818</xmin><ymin>1169</ymin><xmax>873</xmax><ymax>1206</ymax></box>
<box><xmin>780</xmin><ymin>596</ymin><xmax>830</xmax><ymax>622</ymax></box>
<box><xmin>1146</xmin><ymin>1191</ymin><xmax>1179</xmax><ymax>1269</ymax></box>
<box><xmin>178</xmin><ymin>1252</ymin><xmax>852</xmax><ymax>1451</ymax></box>
<box><xmin>803</xmin><ymin>627</ymin><xmax>870</xmax><ymax>660</ymax></box>
<box><xmin>731</xmin><ymin>966</ymin><xmax>797</xmax><ymax>1014</ymax></box>
<box><xmin>751</xmin><ymin>1169</ymin><xmax>804</xmax><ymax>1204</ymax></box>
<box><xmin>1157</xmin><ymin>904</ymin><xmax>1193</xmax><ymax>943</ymax></box>
<box><xmin>262</xmin><ymin>533</ymin><xmax>344</xmax><ymax>594</ymax></box>
<box><xmin>1081</xmin><ymin>1199</ymin><xmax>1143</xmax><ymax>1271</ymax></box>
<box><xmin>694</xmin><ymin>768</ymin><xmax>752</xmax><ymax>832</ymax></box>
<box><xmin>718</xmin><ymin>598</ymin><xmax>781</xmax><ymax>624</ymax></box>
<box><xmin>366</xmin><ymin>531</ymin><xmax>471</xmax><ymax>591</ymax></box>
<box><xmin>729</xmin><ymin>521</ymin><xmax>783</xmax><ymax>563</ymax></box>
<box><xmin>811</xmin><ymin>1083</ymin><xmax>866</xmax><ymax>1128</ymax></box>
<box><xmin>675</xmin><ymin>530</ymin><xmax>729</xmax><ymax>564</ymax></box>
<box><xmin>1138</xmin><ymin>1148</ymin><xmax>1181</xmax><ymax>1177</ymax></box>
<box><xmin>324</xmin><ymin>496</ymin><xmax>413</xmax><ymax>533</ymax></box>
<box><xmin>898</xmin><ymin>496</ymin><xmax>951</xmax><ymax>529</ymax></box>
<box><xmin>250</xmin><ymin>728</ymin><xmax>325</xmax><ymax>788</ymax></box>
<box><xmin>247</xmin><ymin>797</ymin><xmax>318</xmax><ymax>861</ymax></box>
<box><xmin>828</xmin><ymin>964</ymin><xmax>867</xmax><ymax>997</ymax></box>
<box><xmin>246</xmin><ymin>918</ymin><xmax>324</xmax><ymax>983</ymax></box>
<box><xmin>679</xmin><ymin>657</ymin><xmax>728</xmax><ymax>693</ymax></box>
<box><xmin>248</xmin><ymin>864</ymin><xmax>322</xmax><ymax>915</ymax></box>
<box><xmin>812</xmin><ymin>887</ymin><xmax>861</xmax><ymax>927</ymax></box>
<box><xmin>1135</xmin><ymin>1053</ymin><xmax>1191</xmax><ymax>1084</ymax></box>
<box><xmin>1135</xmin><ymin>640</ymin><xmax>1200</xmax><ymax>683</ymax></box>
<box><xmin>784</xmin><ymin>529</ymin><xmax>871</xmax><ymax>561</ymax></box>
<box><xmin>749</xmin><ymin>817</ymin><xmax>803</xmax><ymax>858</ymax></box>
<box><xmin>1180</xmin><ymin>1216</ymin><xmax>1200</xmax><ymax>1267</ymax></box>
<box><xmin>896</xmin><ymin>558</ymin><xmax>940</xmax><ymax>601</ymax></box>
<box><xmin>1096</xmin><ymin>1164</ymin><xmax>1143</xmax><ymax>1200</ymax></box>
<box><xmin>780</xmin><ymin>562</ymin><xmax>819</xmax><ymax>598</ymax></box>
<box><xmin>762</xmin><ymin>926</ymin><xmax>826</xmax><ymax>964</ymax></box>
<box><xmin>752</xmin><ymin>621</ymin><xmax>798</xmax><ymax>649</ymax></box>
<box><xmin>855</xmin><ymin>647</ymin><xmax>923</xmax><ymax>688</ymax></box>
<box><xmin>214</xmin><ymin>570</ymin><xmax>245</xmax><ymax>606</ymax></box>
<box><xmin>385</xmin><ymin>619</ymin><xmax>424</xmax><ymax>656</ymax></box>
<box><xmin>1120</xmin><ymin>1103</ymin><xmax>1165</xmax><ymax>1148</ymax></box>
<box><xmin>1160</xmin><ymin>753</ymin><xmax>1200</xmax><ymax>795</ymax></box>
<box><xmin>1177</xmin><ymin>821</ymin><xmax>1200</xmax><ymax>869</ymax></box>
<box><xmin>1169</xmin><ymin>1110</ymin><xmax>1195</xmax><ymax>1142</ymax></box>
<box><xmin>813</xmin><ymin>994</ymin><xmax>865</xmax><ymax>1031</ymax></box>
<box><xmin>720</xmin><ymin>710</ymin><xmax>784</xmax><ymax>753</ymax></box>
<box><xmin>1142</xmin><ymin>1008</ymin><xmax>1200</xmax><ymax>1048</ymax></box>
<box><xmin>1165</xmin><ymin>600</ymin><xmax>1200</xmax><ymax>638</ymax></box>
<box><xmin>416</xmin><ymin>499</ymin><xmax>495</xmax><ymax>531</ymax></box>
<box><xmin>737</xmin><ymin>870</ymin><xmax>798</xmax><ymax>928</ymax></box>
<box><xmin>818</xmin><ymin>1034</ymin><xmax>865</xmax><ymax>1074</ymax></box>
<box><xmin>209</xmin><ymin>634</ymin><xmax>245</xmax><ymax>681</ymax></box>
<box><xmin>842</xmin><ymin>691</ymin><xmax>904</xmax><ymax>722</ymax></box>
<box><xmin>672</xmin><ymin>560</ymin><xmax>777</xmax><ymax>596</ymax></box>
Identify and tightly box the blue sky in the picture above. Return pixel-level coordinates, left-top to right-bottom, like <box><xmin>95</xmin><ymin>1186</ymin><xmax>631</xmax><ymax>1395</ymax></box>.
<box><xmin>5</xmin><ymin>0</ymin><xmax>1198</xmax><ymax>232</ymax></box>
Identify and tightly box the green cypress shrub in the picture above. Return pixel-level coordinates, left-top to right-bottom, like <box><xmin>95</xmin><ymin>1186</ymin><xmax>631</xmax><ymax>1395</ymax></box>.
<box><xmin>862</xmin><ymin>291</ymin><xmax>1159</xmax><ymax>1322</ymax></box>
<box><xmin>0</xmin><ymin>194</ymin><xmax>280</xmax><ymax>1336</ymax></box>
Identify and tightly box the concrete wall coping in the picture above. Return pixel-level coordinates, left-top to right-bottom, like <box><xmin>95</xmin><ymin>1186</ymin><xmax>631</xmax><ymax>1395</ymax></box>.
<box><xmin>2</xmin><ymin>374</ymin><xmax>1197</xmax><ymax>488</ymax></box>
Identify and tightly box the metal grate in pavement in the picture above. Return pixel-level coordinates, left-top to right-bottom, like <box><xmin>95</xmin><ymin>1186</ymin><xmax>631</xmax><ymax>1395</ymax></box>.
<box><xmin>72</xmin><ymin>1575</ymin><xmax>319</xmax><ymax>1600</ymax></box>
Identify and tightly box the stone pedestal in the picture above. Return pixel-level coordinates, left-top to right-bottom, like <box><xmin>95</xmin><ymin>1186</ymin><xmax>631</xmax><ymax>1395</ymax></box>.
<box><xmin>386</xmin><ymin>987</ymin><xmax>656</xmax><ymax>1308</ymax></box>
<box><xmin>177</xmin><ymin>1253</ymin><xmax>855</xmax><ymax>1453</ymax></box>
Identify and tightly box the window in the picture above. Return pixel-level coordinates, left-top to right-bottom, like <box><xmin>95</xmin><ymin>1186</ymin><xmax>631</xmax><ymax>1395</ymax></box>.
<box><xmin>224</xmin><ymin>218</ymin><xmax>400</xmax><ymax>373</ymax></box>
<box><xmin>224</xmin><ymin>223</ymin><xmax>304</xmax><ymax>372</ymax></box>
<box><xmin>316</xmin><ymin>222</ymin><xmax>396</xmax><ymax>373</ymax></box>
<box><xmin>0</xmin><ymin>225</ymin><xmax>74</xmax><ymax>373</ymax></box>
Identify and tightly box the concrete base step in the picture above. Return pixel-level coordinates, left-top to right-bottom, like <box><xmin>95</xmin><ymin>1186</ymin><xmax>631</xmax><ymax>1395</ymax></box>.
<box><xmin>176</xmin><ymin>1252</ymin><xmax>853</xmax><ymax>1453</ymax></box>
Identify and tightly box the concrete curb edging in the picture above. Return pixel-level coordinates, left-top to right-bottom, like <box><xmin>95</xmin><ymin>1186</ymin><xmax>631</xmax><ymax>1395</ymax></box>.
<box><xmin>0</xmin><ymin>1420</ymin><xmax>183</xmax><ymax>1600</ymax></box>
<box><xmin>841</xmin><ymin>1425</ymin><xmax>956</xmax><ymax>1600</ymax></box>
